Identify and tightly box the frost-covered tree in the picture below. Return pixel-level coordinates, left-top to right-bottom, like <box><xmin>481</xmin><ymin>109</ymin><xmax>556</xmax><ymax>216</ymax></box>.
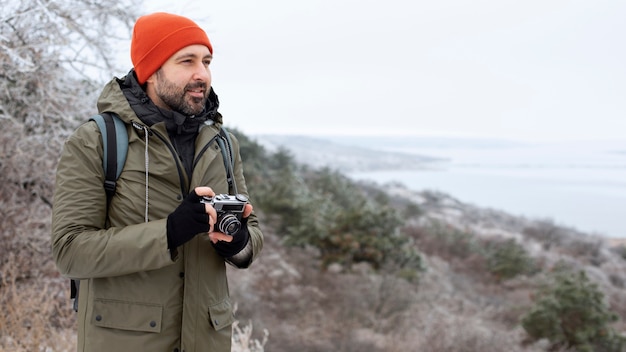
<box><xmin>0</xmin><ymin>0</ymin><xmax>140</xmax><ymax>276</ymax></box>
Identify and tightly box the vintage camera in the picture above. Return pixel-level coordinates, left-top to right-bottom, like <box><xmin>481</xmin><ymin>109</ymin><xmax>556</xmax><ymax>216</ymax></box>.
<box><xmin>200</xmin><ymin>194</ymin><xmax>248</xmax><ymax>235</ymax></box>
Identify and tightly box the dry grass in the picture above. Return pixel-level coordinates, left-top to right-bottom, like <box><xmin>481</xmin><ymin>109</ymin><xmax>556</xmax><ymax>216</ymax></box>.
<box><xmin>0</xmin><ymin>254</ymin><xmax>75</xmax><ymax>352</ymax></box>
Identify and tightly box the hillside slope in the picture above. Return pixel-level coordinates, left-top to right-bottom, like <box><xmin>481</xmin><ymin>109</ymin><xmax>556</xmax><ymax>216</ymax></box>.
<box><xmin>228</xmin><ymin>180</ymin><xmax>626</xmax><ymax>351</ymax></box>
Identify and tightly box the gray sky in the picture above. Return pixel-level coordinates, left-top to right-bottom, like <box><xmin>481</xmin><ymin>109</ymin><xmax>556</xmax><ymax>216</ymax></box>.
<box><xmin>134</xmin><ymin>0</ymin><xmax>626</xmax><ymax>142</ymax></box>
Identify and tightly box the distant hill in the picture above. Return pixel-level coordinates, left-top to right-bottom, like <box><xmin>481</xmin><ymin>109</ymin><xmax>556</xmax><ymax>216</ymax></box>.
<box><xmin>315</xmin><ymin>134</ymin><xmax>527</xmax><ymax>150</ymax></box>
<box><xmin>252</xmin><ymin>134</ymin><xmax>445</xmax><ymax>172</ymax></box>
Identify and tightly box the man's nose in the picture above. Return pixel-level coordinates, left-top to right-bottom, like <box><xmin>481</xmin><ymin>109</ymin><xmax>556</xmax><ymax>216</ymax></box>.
<box><xmin>193</xmin><ymin>63</ymin><xmax>211</xmax><ymax>82</ymax></box>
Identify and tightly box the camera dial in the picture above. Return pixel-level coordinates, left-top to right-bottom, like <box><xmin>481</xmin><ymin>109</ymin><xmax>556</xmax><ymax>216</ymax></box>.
<box><xmin>234</xmin><ymin>194</ymin><xmax>248</xmax><ymax>203</ymax></box>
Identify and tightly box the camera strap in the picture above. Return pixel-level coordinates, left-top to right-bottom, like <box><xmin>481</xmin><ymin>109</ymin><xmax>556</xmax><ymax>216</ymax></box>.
<box><xmin>218</xmin><ymin>127</ymin><xmax>237</xmax><ymax>194</ymax></box>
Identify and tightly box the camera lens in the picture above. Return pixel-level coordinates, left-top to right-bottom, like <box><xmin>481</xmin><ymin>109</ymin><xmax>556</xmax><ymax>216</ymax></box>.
<box><xmin>217</xmin><ymin>213</ymin><xmax>241</xmax><ymax>236</ymax></box>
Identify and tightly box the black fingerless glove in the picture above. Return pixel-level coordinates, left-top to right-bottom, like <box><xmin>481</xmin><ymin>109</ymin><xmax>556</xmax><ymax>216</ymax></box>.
<box><xmin>167</xmin><ymin>190</ymin><xmax>210</xmax><ymax>249</ymax></box>
<box><xmin>212</xmin><ymin>216</ymin><xmax>250</xmax><ymax>258</ymax></box>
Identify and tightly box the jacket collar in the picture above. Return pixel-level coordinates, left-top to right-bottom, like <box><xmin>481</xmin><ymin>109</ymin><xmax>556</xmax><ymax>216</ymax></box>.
<box><xmin>119</xmin><ymin>69</ymin><xmax>221</xmax><ymax>135</ymax></box>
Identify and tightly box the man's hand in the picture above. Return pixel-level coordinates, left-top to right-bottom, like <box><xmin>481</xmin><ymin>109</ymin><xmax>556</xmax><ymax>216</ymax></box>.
<box><xmin>195</xmin><ymin>186</ymin><xmax>218</xmax><ymax>230</ymax></box>
<box><xmin>166</xmin><ymin>187</ymin><xmax>216</xmax><ymax>249</ymax></box>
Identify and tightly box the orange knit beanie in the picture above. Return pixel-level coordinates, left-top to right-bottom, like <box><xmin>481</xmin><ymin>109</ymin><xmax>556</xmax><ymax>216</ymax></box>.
<box><xmin>131</xmin><ymin>12</ymin><xmax>213</xmax><ymax>84</ymax></box>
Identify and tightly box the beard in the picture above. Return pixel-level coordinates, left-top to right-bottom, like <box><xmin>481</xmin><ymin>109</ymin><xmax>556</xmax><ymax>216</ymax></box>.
<box><xmin>154</xmin><ymin>70</ymin><xmax>208</xmax><ymax>116</ymax></box>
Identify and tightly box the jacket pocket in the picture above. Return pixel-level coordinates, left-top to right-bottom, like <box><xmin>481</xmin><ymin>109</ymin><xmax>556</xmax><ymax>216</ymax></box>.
<box><xmin>207</xmin><ymin>299</ymin><xmax>234</xmax><ymax>331</ymax></box>
<box><xmin>92</xmin><ymin>298</ymin><xmax>163</xmax><ymax>333</ymax></box>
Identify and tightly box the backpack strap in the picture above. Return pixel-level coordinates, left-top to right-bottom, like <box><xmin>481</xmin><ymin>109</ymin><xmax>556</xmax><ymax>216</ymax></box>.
<box><xmin>90</xmin><ymin>112</ymin><xmax>128</xmax><ymax>205</ymax></box>
<box><xmin>72</xmin><ymin>113</ymin><xmax>127</xmax><ymax>312</ymax></box>
<box><xmin>70</xmin><ymin>280</ymin><xmax>79</xmax><ymax>311</ymax></box>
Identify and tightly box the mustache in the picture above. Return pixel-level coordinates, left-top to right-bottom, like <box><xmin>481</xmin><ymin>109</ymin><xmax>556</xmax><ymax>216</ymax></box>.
<box><xmin>185</xmin><ymin>82</ymin><xmax>208</xmax><ymax>91</ymax></box>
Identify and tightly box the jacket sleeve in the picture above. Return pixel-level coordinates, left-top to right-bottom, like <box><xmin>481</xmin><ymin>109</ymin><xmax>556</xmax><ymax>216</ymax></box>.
<box><xmin>51</xmin><ymin>122</ymin><xmax>173</xmax><ymax>279</ymax></box>
<box><xmin>228</xmin><ymin>132</ymin><xmax>263</xmax><ymax>268</ymax></box>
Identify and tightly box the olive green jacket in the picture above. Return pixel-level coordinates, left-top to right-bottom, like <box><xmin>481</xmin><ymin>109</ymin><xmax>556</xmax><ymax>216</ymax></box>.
<box><xmin>51</xmin><ymin>76</ymin><xmax>263</xmax><ymax>352</ymax></box>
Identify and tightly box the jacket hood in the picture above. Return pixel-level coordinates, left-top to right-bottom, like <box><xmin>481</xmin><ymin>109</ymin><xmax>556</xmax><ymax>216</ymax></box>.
<box><xmin>96</xmin><ymin>69</ymin><xmax>223</xmax><ymax>133</ymax></box>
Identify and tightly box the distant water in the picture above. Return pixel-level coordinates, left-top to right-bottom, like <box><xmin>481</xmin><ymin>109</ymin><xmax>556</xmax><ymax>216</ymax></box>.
<box><xmin>347</xmin><ymin>140</ymin><xmax>626</xmax><ymax>238</ymax></box>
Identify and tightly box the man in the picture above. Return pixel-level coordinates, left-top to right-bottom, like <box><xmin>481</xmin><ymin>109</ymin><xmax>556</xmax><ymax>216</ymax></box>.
<box><xmin>51</xmin><ymin>12</ymin><xmax>263</xmax><ymax>352</ymax></box>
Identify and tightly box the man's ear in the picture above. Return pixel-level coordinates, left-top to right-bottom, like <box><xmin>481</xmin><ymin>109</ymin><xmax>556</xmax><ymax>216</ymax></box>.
<box><xmin>144</xmin><ymin>71</ymin><xmax>160</xmax><ymax>106</ymax></box>
<box><xmin>145</xmin><ymin>71</ymin><xmax>158</xmax><ymax>85</ymax></box>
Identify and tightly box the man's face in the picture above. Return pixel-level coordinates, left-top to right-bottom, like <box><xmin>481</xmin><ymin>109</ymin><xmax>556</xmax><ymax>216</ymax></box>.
<box><xmin>147</xmin><ymin>44</ymin><xmax>212</xmax><ymax>116</ymax></box>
